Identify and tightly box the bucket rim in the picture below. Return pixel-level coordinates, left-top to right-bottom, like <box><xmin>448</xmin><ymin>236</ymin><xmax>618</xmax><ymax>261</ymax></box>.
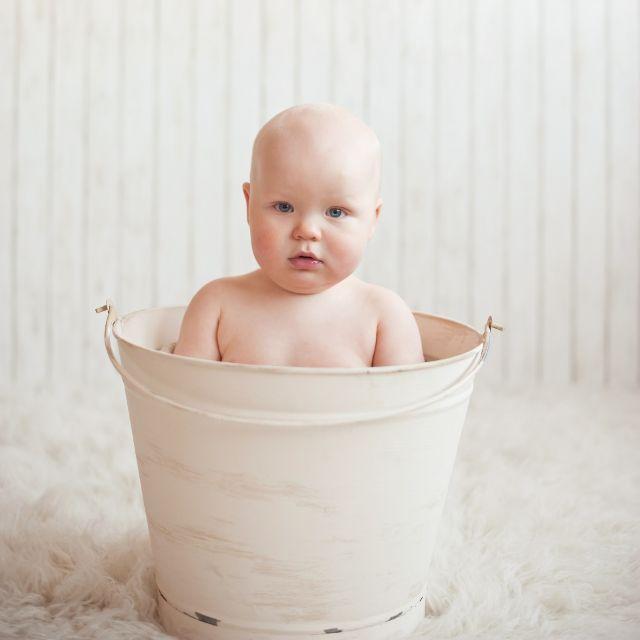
<box><xmin>112</xmin><ymin>305</ymin><xmax>484</xmax><ymax>376</ymax></box>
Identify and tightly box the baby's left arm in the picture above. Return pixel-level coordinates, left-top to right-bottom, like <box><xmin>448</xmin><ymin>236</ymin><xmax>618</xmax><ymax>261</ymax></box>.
<box><xmin>372</xmin><ymin>289</ymin><xmax>425</xmax><ymax>366</ymax></box>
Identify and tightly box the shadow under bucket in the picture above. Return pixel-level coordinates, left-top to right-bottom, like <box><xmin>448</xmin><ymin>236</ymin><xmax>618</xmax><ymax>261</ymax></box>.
<box><xmin>96</xmin><ymin>300</ymin><xmax>502</xmax><ymax>640</ymax></box>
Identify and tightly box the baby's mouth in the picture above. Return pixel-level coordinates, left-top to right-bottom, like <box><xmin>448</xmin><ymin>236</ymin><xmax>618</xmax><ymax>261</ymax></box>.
<box><xmin>290</xmin><ymin>253</ymin><xmax>322</xmax><ymax>262</ymax></box>
<box><xmin>288</xmin><ymin>255</ymin><xmax>324</xmax><ymax>267</ymax></box>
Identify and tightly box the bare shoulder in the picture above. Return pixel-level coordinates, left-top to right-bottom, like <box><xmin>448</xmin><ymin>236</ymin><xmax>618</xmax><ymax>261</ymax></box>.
<box><xmin>172</xmin><ymin>277</ymin><xmax>232</xmax><ymax>360</ymax></box>
<box><xmin>186</xmin><ymin>276</ymin><xmax>234</xmax><ymax>314</ymax></box>
<box><xmin>361</xmin><ymin>283</ymin><xmax>413</xmax><ymax>321</ymax></box>
<box><xmin>366</xmin><ymin>284</ymin><xmax>424</xmax><ymax>366</ymax></box>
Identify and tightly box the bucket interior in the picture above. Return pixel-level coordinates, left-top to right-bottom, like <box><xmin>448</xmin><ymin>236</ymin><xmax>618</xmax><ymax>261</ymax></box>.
<box><xmin>116</xmin><ymin>307</ymin><xmax>482</xmax><ymax>364</ymax></box>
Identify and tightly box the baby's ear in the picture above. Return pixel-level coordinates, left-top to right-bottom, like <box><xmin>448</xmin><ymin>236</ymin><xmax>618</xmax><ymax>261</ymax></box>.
<box><xmin>368</xmin><ymin>199</ymin><xmax>383</xmax><ymax>240</ymax></box>
<box><xmin>242</xmin><ymin>182</ymin><xmax>251</xmax><ymax>222</ymax></box>
<box><xmin>375</xmin><ymin>197</ymin><xmax>383</xmax><ymax>219</ymax></box>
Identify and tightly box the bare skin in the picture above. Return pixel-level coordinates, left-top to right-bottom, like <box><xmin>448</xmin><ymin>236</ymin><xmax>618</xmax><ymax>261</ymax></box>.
<box><xmin>173</xmin><ymin>103</ymin><xmax>424</xmax><ymax>367</ymax></box>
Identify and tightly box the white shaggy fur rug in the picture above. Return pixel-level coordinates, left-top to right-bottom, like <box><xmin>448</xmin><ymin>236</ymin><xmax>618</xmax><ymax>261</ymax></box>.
<box><xmin>1</xmin><ymin>381</ymin><xmax>638</xmax><ymax>639</ymax></box>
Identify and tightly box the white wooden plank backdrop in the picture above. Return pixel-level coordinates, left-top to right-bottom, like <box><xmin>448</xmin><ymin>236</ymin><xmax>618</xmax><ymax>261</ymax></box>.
<box><xmin>0</xmin><ymin>0</ymin><xmax>638</xmax><ymax>392</ymax></box>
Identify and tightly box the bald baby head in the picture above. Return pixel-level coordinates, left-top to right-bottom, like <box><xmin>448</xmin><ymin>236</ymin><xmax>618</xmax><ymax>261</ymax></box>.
<box><xmin>243</xmin><ymin>104</ymin><xmax>384</xmax><ymax>295</ymax></box>
<box><xmin>249</xmin><ymin>103</ymin><xmax>382</xmax><ymax>204</ymax></box>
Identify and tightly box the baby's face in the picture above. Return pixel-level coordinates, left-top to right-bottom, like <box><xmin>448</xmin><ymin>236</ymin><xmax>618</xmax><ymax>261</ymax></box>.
<box><xmin>243</xmin><ymin>110</ymin><xmax>382</xmax><ymax>296</ymax></box>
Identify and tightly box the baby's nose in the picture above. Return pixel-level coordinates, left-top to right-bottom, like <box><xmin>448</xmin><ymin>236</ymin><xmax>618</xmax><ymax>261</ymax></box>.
<box><xmin>292</xmin><ymin>216</ymin><xmax>321</xmax><ymax>240</ymax></box>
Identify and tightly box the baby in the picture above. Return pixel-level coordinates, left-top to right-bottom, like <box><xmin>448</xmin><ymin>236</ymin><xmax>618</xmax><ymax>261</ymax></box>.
<box><xmin>173</xmin><ymin>103</ymin><xmax>424</xmax><ymax>367</ymax></box>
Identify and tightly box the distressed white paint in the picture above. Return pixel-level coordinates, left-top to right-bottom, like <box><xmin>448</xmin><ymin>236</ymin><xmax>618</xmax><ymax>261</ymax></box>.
<box><xmin>609</xmin><ymin>0</ymin><xmax>640</xmax><ymax>387</ymax></box>
<box><xmin>51</xmin><ymin>0</ymin><xmax>85</xmax><ymax>385</ymax></box>
<box><xmin>435</xmin><ymin>0</ymin><xmax>471</xmax><ymax>329</ymax></box>
<box><xmin>298</xmin><ymin>0</ymin><xmax>331</xmax><ymax>104</ymax></box>
<box><xmin>0</xmin><ymin>0</ymin><xmax>638</xmax><ymax>389</ymax></box>
<box><xmin>366</xmin><ymin>0</ymin><xmax>402</xmax><ymax>292</ymax></box>
<box><xmin>401</xmin><ymin>0</ymin><xmax>436</xmax><ymax>317</ymax></box>
<box><xmin>506</xmin><ymin>0</ymin><xmax>539</xmax><ymax>387</ymax></box>
<box><xmin>192</xmin><ymin>0</ymin><xmax>227</xmax><ymax>289</ymax></box>
<box><xmin>540</xmin><ymin>0</ymin><xmax>572</xmax><ymax>386</ymax></box>
<box><xmin>120</xmin><ymin>0</ymin><xmax>155</xmax><ymax>316</ymax></box>
<box><xmin>470</xmin><ymin>0</ymin><xmax>505</xmax><ymax>389</ymax></box>
<box><xmin>574</xmin><ymin>0</ymin><xmax>608</xmax><ymax>387</ymax></box>
<box><xmin>109</xmin><ymin>303</ymin><xmax>482</xmax><ymax>639</ymax></box>
<box><xmin>14</xmin><ymin>0</ymin><xmax>50</xmax><ymax>388</ymax></box>
<box><xmin>85</xmin><ymin>0</ymin><xmax>119</xmax><ymax>390</ymax></box>
<box><xmin>156</xmin><ymin>0</ymin><xmax>192</xmax><ymax>309</ymax></box>
<box><xmin>0</xmin><ymin>0</ymin><xmax>16</xmax><ymax>383</ymax></box>
<box><xmin>330</xmin><ymin>0</ymin><xmax>367</xmax><ymax>284</ymax></box>
<box><xmin>227</xmin><ymin>0</ymin><xmax>260</xmax><ymax>278</ymax></box>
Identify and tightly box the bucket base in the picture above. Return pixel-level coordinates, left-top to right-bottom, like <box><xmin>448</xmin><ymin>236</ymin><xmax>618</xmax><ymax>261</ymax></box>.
<box><xmin>157</xmin><ymin>588</ymin><xmax>425</xmax><ymax>640</ymax></box>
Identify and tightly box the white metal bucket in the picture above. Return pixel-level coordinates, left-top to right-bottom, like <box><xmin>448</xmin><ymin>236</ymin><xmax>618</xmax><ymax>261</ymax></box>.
<box><xmin>96</xmin><ymin>299</ymin><xmax>501</xmax><ymax>640</ymax></box>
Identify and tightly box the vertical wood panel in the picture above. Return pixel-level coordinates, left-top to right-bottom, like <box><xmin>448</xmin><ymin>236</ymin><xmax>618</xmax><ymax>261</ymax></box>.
<box><xmin>262</xmin><ymin>0</ymin><xmax>295</xmax><ymax>120</ymax></box>
<box><xmin>120</xmin><ymin>0</ymin><xmax>154</xmax><ymax>314</ymax></box>
<box><xmin>51</xmin><ymin>0</ymin><xmax>84</xmax><ymax>385</ymax></box>
<box><xmin>366</xmin><ymin>0</ymin><xmax>402</xmax><ymax>291</ymax></box>
<box><xmin>330</xmin><ymin>0</ymin><xmax>366</xmax><ymax>116</ymax></box>
<box><xmin>15</xmin><ymin>0</ymin><xmax>50</xmax><ymax>387</ymax></box>
<box><xmin>0</xmin><ymin>0</ymin><xmax>16</xmax><ymax>384</ymax></box>
<box><xmin>401</xmin><ymin>0</ymin><xmax>436</xmax><ymax>315</ymax></box>
<box><xmin>574</xmin><ymin>0</ymin><xmax>607</xmax><ymax>385</ymax></box>
<box><xmin>259</xmin><ymin>0</ymin><xmax>295</xmax><ymax>281</ymax></box>
<box><xmin>541</xmin><ymin>0</ymin><xmax>572</xmax><ymax>385</ymax></box>
<box><xmin>436</xmin><ymin>0</ymin><xmax>470</xmax><ymax>322</ymax></box>
<box><xmin>156</xmin><ymin>0</ymin><xmax>192</xmax><ymax>306</ymax></box>
<box><xmin>85</xmin><ymin>0</ymin><xmax>119</xmax><ymax>389</ymax></box>
<box><xmin>471</xmin><ymin>0</ymin><xmax>506</xmax><ymax>387</ymax></box>
<box><xmin>505</xmin><ymin>0</ymin><xmax>539</xmax><ymax>387</ymax></box>
<box><xmin>331</xmin><ymin>0</ymin><xmax>366</xmax><ymax>280</ymax></box>
<box><xmin>2</xmin><ymin>1</ymin><xmax>638</xmax><ymax>390</ymax></box>
<box><xmin>227</xmin><ymin>0</ymin><xmax>261</xmax><ymax>277</ymax></box>
<box><xmin>609</xmin><ymin>0</ymin><xmax>639</xmax><ymax>387</ymax></box>
<box><xmin>298</xmin><ymin>0</ymin><xmax>331</xmax><ymax>103</ymax></box>
<box><xmin>193</xmin><ymin>0</ymin><xmax>227</xmax><ymax>288</ymax></box>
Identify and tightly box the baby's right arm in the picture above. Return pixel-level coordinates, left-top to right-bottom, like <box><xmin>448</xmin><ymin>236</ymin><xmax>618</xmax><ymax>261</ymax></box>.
<box><xmin>173</xmin><ymin>280</ymin><xmax>223</xmax><ymax>361</ymax></box>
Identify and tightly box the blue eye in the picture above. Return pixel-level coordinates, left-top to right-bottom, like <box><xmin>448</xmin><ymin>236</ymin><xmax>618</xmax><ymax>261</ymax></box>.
<box><xmin>275</xmin><ymin>202</ymin><xmax>293</xmax><ymax>213</ymax></box>
<box><xmin>274</xmin><ymin>202</ymin><xmax>346</xmax><ymax>217</ymax></box>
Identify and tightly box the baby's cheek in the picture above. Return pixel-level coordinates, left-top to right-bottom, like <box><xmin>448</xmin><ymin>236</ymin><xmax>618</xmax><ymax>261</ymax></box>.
<box><xmin>251</xmin><ymin>226</ymin><xmax>280</xmax><ymax>262</ymax></box>
<box><xmin>341</xmin><ymin>237</ymin><xmax>367</xmax><ymax>264</ymax></box>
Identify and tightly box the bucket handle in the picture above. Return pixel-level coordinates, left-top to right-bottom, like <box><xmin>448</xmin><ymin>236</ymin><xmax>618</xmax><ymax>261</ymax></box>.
<box><xmin>95</xmin><ymin>299</ymin><xmax>503</xmax><ymax>427</ymax></box>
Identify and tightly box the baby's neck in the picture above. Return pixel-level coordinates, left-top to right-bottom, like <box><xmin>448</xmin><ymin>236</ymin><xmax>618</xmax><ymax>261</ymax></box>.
<box><xmin>252</xmin><ymin>268</ymin><xmax>357</xmax><ymax>299</ymax></box>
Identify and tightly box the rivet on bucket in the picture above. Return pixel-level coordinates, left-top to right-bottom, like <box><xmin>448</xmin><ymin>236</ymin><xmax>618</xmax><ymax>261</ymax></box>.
<box><xmin>195</xmin><ymin>613</ymin><xmax>220</xmax><ymax>626</ymax></box>
<box><xmin>157</xmin><ymin>588</ymin><xmax>428</xmax><ymax>636</ymax></box>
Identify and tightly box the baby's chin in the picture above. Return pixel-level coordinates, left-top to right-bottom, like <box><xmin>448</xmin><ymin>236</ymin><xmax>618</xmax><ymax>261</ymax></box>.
<box><xmin>262</xmin><ymin>267</ymin><xmax>352</xmax><ymax>296</ymax></box>
<box><xmin>275</xmin><ymin>276</ymin><xmax>337</xmax><ymax>296</ymax></box>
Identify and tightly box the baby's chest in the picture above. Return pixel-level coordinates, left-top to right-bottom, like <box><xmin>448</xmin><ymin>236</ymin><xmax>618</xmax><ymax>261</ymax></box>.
<box><xmin>217</xmin><ymin>304</ymin><xmax>377</xmax><ymax>367</ymax></box>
